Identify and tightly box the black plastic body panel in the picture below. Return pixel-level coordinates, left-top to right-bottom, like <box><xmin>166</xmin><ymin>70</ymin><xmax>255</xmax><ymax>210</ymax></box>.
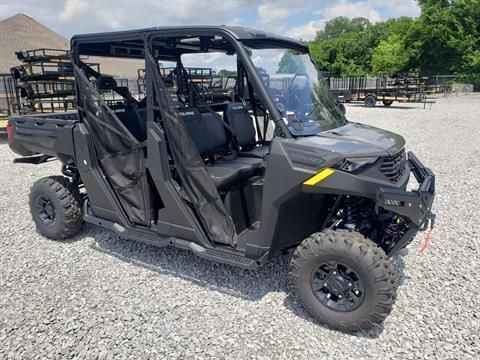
<box><xmin>73</xmin><ymin>123</ymin><xmax>122</xmax><ymax>223</ymax></box>
<box><xmin>376</xmin><ymin>152</ymin><xmax>435</xmax><ymax>227</ymax></box>
<box><xmin>8</xmin><ymin>112</ymin><xmax>79</xmax><ymax>164</ymax></box>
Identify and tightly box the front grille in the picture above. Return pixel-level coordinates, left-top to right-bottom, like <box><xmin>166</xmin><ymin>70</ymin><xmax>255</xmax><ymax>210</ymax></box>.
<box><xmin>380</xmin><ymin>149</ymin><xmax>407</xmax><ymax>182</ymax></box>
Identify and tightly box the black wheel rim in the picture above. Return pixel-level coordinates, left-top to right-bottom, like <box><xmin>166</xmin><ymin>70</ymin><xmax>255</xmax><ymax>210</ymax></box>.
<box><xmin>310</xmin><ymin>261</ymin><xmax>365</xmax><ymax>312</ymax></box>
<box><xmin>36</xmin><ymin>196</ymin><xmax>56</xmax><ymax>225</ymax></box>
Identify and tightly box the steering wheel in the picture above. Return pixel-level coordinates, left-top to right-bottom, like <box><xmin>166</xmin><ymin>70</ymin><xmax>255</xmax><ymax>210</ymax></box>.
<box><xmin>287</xmin><ymin>72</ymin><xmax>308</xmax><ymax>91</ymax></box>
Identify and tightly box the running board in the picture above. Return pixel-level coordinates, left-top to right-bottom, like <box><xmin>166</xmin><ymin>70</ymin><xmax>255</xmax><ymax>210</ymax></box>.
<box><xmin>84</xmin><ymin>210</ymin><xmax>171</xmax><ymax>248</ymax></box>
<box><xmin>171</xmin><ymin>239</ymin><xmax>265</xmax><ymax>270</ymax></box>
<box><xmin>84</xmin><ymin>205</ymin><xmax>265</xmax><ymax>270</ymax></box>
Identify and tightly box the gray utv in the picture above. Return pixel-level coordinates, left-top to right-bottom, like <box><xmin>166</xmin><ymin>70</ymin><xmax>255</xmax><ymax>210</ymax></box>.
<box><xmin>7</xmin><ymin>26</ymin><xmax>435</xmax><ymax>331</ymax></box>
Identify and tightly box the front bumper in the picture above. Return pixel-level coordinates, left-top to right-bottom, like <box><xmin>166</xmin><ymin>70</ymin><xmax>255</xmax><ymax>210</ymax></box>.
<box><xmin>375</xmin><ymin>151</ymin><xmax>435</xmax><ymax>229</ymax></box>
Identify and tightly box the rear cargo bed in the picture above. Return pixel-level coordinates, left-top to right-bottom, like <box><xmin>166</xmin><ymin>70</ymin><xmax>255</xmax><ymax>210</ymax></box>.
<box><xmin>8</xmin><ymin>112</ymin><xmax>79</xmax><ymax>163</ymax></box>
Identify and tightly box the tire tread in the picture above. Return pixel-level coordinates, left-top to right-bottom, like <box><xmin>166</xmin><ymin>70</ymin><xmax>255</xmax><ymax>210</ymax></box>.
<box><xmin>29</xmin><ymin>176</ymin><xmax>83</xmax><ymax>240</ymax></box>
<box><xmin>288</xmin><ymin>230</ymin><xmax>398</xmax><ymax>331</ymax></box>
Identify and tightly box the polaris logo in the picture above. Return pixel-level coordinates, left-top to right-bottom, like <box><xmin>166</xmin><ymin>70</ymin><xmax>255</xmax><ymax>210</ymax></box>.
<box><xmin>232</xmin><ymin>106</ymin><xmax>244</xmax><ymax>110</ymax></box>
<box><xmin>385</xmin><ymin>199</ymin><xmax>403</xmax><ymax>206</ymax></box>
<box><xmin>179</xmin><ymin>111</ymin><xmax>194</xmax><ymax>116</ymax></box>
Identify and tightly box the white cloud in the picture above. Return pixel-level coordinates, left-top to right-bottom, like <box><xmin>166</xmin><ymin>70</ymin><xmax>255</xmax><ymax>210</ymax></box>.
<box><xmin>317</xmin><ymin>0</ymin><xmax>382</xmax><ymax>23</ymax></box>
<box><xmin>376</xmin><ymin>0</ymin><xmax>420</xmax><ymax>18</ymax></box>
<box><xmin>286</xmin><ymin>20</ymin><xmax>326</xmax><ymax>40</ymax></box>
<box><xmin>83</xmin><ymin>0</ymin><xmax>251</xmax><ymax>31</ymax></box>
<box><xmin>59</xmin><ymin>0</ymin><xmax>89</xmax><ymax>22</ymax></box>
<box><xmin>0</xmin><ymin>0</ymin><xmax>257</xmax><ymax>37</ymax></box>
<box><xmin>257</xmin><ymin>2</ymin><xmax>291</xmax><ymax>25</ymax></box>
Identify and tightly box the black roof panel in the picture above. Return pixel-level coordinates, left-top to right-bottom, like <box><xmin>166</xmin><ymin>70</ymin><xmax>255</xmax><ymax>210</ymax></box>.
<box><xmin>71</xmin><ymin>25</ymin><xmax>307</xmax><ymax>51</ymax></box>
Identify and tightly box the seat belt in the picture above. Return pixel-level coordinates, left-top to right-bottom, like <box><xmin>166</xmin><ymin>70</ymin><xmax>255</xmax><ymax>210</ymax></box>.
<box><xmin>245</xmin><ymin>75</ymin><xmax>264</xmax><ymax>144</ymax></box>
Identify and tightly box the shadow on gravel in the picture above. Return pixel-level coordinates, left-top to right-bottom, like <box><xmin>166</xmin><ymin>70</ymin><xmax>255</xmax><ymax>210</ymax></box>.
<box><xmin>0</xmin><ymin>136</ymin><xmax>8</xmax><ymax>145</ymax></box>
<box><xmin>282</xmin><ymin>295</ymin><xmax>386</xmax><ymax>338</ymax></box>
<box><xmin>82</xmin><ymin>224</ymin><xmax>406</xmax><ymax>338</ymax></box>
<box><xmin>87</xmin><ymin>225</ymin><xmax>291</xmax><ymax>302</ymax></box>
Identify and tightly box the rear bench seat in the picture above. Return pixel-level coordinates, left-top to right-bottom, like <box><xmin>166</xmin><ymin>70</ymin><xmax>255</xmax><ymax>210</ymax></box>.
<box><xmin>224</xmin><ymin>103</ymin><xmax>269</xmax><ymax>159</ymax></box>
<box><xmin>179</xmin><ymin>108</ymin><xmax>263</xmax><ymax>190</ymax></box>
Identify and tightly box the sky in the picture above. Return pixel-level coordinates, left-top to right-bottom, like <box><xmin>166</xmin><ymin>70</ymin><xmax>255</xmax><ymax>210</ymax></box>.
<box><xmin>0</xmin><ymin>0</ymin><xmax>421</xmax><ymax>72</ymax></box>
<box><xmin>0</xmin><ymin>0</ymin><xmax>420</xmax><ymax>40</ymax></box>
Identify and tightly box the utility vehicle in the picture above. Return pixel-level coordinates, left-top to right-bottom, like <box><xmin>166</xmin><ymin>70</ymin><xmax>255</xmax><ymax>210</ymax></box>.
<box><xmin>7</xmin><ymin>26</ymin><xmax>435</xmax><ymax>331</ymax></box>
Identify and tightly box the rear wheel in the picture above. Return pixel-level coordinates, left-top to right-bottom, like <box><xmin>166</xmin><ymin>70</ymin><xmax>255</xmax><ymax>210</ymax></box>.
<box><xmin>29</xmin><ymin>176</ymin><xmax>83</xmax><ymax>240</ymax></box>
<box><xmin>288</xmin><ymin>230</ymin><xmax>397</xmax><ymax>331</ymax></box>
<box><xmin>364</xmin><ymin>95</ymin><xmax>376</xmax><ymax>107</ymax></box>
<box><xmin>382</xmin><ymin>100</ymin><xmax>393</xmax><ymax>107</ymax></box>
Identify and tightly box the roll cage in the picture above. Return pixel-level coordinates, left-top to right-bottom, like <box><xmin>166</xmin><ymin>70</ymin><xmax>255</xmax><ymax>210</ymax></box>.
<box><xmin>71</xmin><ymin>26</ymin><xmax>308</xmax><ymax>137</ymax></box>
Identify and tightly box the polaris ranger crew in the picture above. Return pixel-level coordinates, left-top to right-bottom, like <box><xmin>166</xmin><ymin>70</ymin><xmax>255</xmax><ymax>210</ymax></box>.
<box><xmin>7</xmin><ymin>26</ymin><xmax>436</xmax><ymax>331</ymax></box>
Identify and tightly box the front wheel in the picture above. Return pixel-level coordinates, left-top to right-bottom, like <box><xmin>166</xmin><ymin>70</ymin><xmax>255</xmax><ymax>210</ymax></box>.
<box><xmin>288</xmin><ymin>230</ymin><xmax>397</xmax><ymax>331</ymax></box>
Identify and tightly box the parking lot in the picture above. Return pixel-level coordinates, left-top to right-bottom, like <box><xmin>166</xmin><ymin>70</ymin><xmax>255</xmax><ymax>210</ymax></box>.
<box><xmin>1</xmin><ymin>94</ymin><xmax>479</xmax><ymax>359</ymax></box>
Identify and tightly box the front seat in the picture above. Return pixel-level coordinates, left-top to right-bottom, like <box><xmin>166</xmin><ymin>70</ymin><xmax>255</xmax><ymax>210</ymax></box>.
<box><xmin>224</xmin><ymin>102</ymin><xmax>269</xmax><ymax>159</ymax></box>
<box><xmin>179</xmin><ymin>108</ymin><xmax>263</xmax><ymax>190</ymax></box>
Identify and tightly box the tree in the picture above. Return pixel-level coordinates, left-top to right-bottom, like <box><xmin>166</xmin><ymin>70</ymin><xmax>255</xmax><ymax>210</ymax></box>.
<box><xmin>217</xmin><ymin>69</ymin><xmax>236</xmax><ymax>77</ymax></box>
<box><xmin>309</xmin><ymin>17</ymin><xmax>375</xmax><ymax>75</ymax></box>
<box><xmin>277</xmin><ymin>51</ymin><xmax>303</xmax><ymax>73</ymax></box>
<box><xmin>406</xmin><ymin>0</ymin><xmax>480</xmax><ymax>76</ymax></box>
<box><xmin>371</xmin><ymin>34</ymin><xmax>409</xmax><ymax>76</ymax></box>
<box><xmin>306</xmin><ymin>1</ymin><xmax>479</xmax><ymax>88</ymax></box>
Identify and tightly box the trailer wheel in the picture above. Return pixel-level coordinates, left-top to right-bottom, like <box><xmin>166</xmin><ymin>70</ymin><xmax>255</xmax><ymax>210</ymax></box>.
<box><xmin>364</xmin><ymin>95</ymin><xmax>376</xmax><ymax>107</ymax></box>
<box><xmin>382</xmin><ymin>100</ymin><xmax>393</xmax><ymax>107</ymax></box>
<box><xmin>29</xmin><ymin>176</ymin><xmax>83</xmax><ymax>240</ymax></box>
<box><xmin>288</xmin><ymin>230</ymin><xmax>397</xmax><ymax>332</ymax></box>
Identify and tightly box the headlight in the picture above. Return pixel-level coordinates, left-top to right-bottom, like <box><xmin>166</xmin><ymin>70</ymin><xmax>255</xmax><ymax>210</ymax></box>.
<box><xmin>336</xmin><ymin>157</ymin><xmax>378</xmax><ymax>172</ymax></box>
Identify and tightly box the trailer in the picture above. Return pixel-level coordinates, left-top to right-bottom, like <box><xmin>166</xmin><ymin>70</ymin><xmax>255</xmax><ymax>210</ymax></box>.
<box><xmin>329</xmin><ymin>75</ymin><xmax>441</xmax><ymax>108</ymax></box>
<box><xmin>11</xmin><ymin>48</ymin><xmax>100</xmax><ymax>114</ymax></box>
<box><xmin>0</xmin><ymin>74</ymin><xmax>16</xmax><ymax>134</ymax></box>
<box><xmin>138</xmin><ymin>66</ymin><xmax>238</xmax><ymax>104</ymax></box>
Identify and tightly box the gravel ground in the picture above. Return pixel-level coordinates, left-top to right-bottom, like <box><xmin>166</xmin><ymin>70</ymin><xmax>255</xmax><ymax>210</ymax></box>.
<box><xmin>1</xmin><ymin>94</ymin><xmax>479</xmax><ymax>359</ymax></box>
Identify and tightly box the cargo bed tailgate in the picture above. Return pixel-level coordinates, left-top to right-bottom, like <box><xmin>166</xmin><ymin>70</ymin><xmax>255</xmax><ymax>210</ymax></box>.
<box><xmin>8</xmin><ymin>112</ymin><xmax>79</xmax><ymax>163</ymax></box>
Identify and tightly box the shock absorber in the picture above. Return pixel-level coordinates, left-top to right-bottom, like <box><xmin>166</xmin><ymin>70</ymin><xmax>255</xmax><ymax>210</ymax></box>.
<box><xmin>380</xmin><ymin>217</ymin><xmax>406</xmax><ymax>252</ymax></box>
<box><xmin>343</xmin><ymin>196</ymin><xmax>356</xmax><ymax>231</ymax></box>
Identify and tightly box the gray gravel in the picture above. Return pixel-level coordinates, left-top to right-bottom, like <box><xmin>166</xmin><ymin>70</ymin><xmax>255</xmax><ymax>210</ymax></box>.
<box><xmin>1</xmin><ymin>94</ymin><xmax>480</xmax><ymax>359</ymax></box>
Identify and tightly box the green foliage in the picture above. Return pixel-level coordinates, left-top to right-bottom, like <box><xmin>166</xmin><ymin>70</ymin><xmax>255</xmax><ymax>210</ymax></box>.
<box><xmin>217</xmin><ymin>69</ymin><xmax>236</xmax><ymax>77</ymax></box>
<box><xmin>277</xmin><ymin>51</ymin><xmax>301</xmax><ymax>73</ymax></box>
<box><xmin>371</xmin><ymin>34</ymin><xmax>409</xmax><ymax>76</ymax></box>
<box><xmin>307</xmin><ymin>0</ymin><xmax>480</xmax><ymax>87</ymax></box>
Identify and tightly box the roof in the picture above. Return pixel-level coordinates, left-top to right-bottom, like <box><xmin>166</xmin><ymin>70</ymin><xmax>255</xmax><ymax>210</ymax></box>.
<box><xmin>71</xmin><ymin>25</ymin><xmax>307</xmax><ymax>51</ymax></box>
<box><xmin>0</xmin><ymin>14</ymin><xmax>68</xmax><ymax>73</ymax></box>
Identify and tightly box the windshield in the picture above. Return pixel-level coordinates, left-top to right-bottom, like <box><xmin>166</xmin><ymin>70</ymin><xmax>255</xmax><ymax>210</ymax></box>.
<box><xmin>248</xmin><ymin>47</ymin><xmax>346</xmax><ymax>135</ymax></box>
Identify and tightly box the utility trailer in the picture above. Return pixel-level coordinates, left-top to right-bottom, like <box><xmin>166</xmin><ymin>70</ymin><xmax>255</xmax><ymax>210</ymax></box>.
<box><xmin>11</xmin><ymin>48</ymin><xmax>100</xmax><ymax>114</ymax></box>
<box><xmin>7</xmin><ymin>26</ymin><xmax>436</xmax><ymax>332</ymax></box>
<box><xmin>140</xmin><ymin>66</ymin><xmax>236</xmax><ymax>104</ymax></box>
<box><xmin>0</xmin><ymin>74</ymin><xmax>16</xmax><ymax>134</ymax></box>
<box><xmin>329</xmin><ymin>75</ymin><xmax>441</xmax><ymax>108</ymax></box>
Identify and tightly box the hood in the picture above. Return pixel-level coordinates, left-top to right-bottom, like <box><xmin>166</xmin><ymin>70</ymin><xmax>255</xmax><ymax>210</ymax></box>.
<box><xmin>298</xmin><ymin>122</ymin><xmax>405</xmax><ymax>157</ymax></box>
